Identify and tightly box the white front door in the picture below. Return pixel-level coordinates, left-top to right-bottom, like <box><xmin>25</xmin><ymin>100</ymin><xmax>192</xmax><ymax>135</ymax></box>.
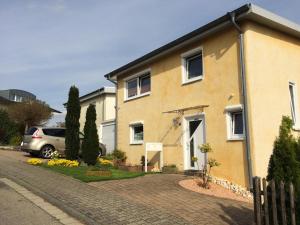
<box><xmin>184</xmin><ymin>115</ymin><xmax>205</xmax><ymax>170</ymax></box>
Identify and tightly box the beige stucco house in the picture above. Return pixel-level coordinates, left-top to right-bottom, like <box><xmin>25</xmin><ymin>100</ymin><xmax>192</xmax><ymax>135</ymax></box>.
<box><xmin>105</xmin><ymin>4</ymin><xmax>300</xmax><ymax>188</ymax></box>
<box><xmin>79</xmin><ymin>87</ymin><xmax>116</xmax><ymax>153</ymax></box>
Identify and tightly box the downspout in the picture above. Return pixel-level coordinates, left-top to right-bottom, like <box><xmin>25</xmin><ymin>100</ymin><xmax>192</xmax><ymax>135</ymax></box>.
<box><xmin>106</xmin><ymin>77</ymin><xmax>118</xmax><ymax>151</ymax></box>
<box><xmin>228</xmin><ymin>12</ymin><xmax>253</xmax><ymax>188</ymax></box>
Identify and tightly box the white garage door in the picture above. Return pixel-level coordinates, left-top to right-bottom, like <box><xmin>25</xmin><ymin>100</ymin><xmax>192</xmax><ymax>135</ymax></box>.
<box><xmin>101</xmin><ymin>122</ymin><xmax>115</xmax><ymax>154</ymax></box>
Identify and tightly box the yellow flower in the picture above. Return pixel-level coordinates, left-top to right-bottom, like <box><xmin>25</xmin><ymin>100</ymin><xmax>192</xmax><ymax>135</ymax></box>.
<box><xmin>27</xmin><ymin>158</ymin><xmax>42</xmax><ymax>165</ymax></box>
<box><xmin>47</xmin><ymin>159</ymin><xmax>79</xmax><ymax>167</ymax></box>
<box><xmin>98</xmin><ymin>158</ymin><xmax>113</xmax><ymax>165</ymax></box>
<box><xmin>191</xmin><ymin>156</ymin><xmax>198</xmax><ymax>162</ymax></box>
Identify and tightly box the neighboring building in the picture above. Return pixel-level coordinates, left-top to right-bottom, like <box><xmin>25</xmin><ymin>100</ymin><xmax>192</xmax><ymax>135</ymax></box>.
<box><xmin>78</xmin><ymin>87</ymin><xmax>116</xmax><ymax>153</ymax></box>
<box><xmin>0</xmin><ymin>89</ymin><xmax>36</xmax><ymax>103</ymax></box>
<box><xmin>0</xmin><ymin>89</ymin><xmax>61</xmax><ymax>113</ymax></box>
<box><xmin>105</xmin><ymin>4</ymin><xmax>300</xmax><ymax>188</ymax></box>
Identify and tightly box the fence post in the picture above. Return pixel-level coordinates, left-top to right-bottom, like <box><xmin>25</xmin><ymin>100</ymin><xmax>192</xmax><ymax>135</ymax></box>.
<box><xmin>279</xmin><ymin>181</ymin><xmax>287</xmax><ymax>225</ymax></box>
<box><xmin>271</xmin><ymin>180</ymin><xmax>278</xmax><ymax>225</ymax></box>
<box><xmin>253</xmin><ymin>177</ymin><xmax>262</xmax><ymax>225</ymax></box>
<box><xmin>289</xmin><ymin>183</ymin><xmax>296</xmax><ymax>225</ymax></box>
<box><xmin>262</xmin><ymin>178</ymin><xmax>269</xmax><ymax>225</ymax></box>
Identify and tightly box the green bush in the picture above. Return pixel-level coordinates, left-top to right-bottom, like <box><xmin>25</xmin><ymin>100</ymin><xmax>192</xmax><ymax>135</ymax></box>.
<box><xmin>102</xmin><ymin>153</ymin><xmax>114</xmax><ymax>160</ymax></box>
<box><xmin>0</xmin><ymin>109</ymin><xmax>19</xmax><ymax>145</ymax></box>
<box><xmin>9</xmin><ymin>135</ymin><xmax>22</xmax><ymax>146</ymax></box>
<box><xmin>112</xmin><ymin>149</ymin><xmax>127</xmax><ymax>161</ymax></box>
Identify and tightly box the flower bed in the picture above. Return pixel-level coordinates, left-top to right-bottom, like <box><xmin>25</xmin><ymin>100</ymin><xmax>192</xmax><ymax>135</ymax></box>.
<box><xmin>27</xmin><ymin>158</ymin><xmax>43</xmax><ymax>165</ymax></box>
<box><xmin>26</xmin><ymin>156</ymin><xmax>144</xmax><ymax>182</ymax></box>
<box><xmin>47</xmin><ymin>159</ymin><xmax>79</xmax><ymax>167</ymax></box>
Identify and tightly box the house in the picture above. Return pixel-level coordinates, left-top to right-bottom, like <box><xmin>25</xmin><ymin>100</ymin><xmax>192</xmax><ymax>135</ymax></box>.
<box><xmin>0</xmin><ymin>89</ymin><xmax>61</xmax><ymax>113</ymax></box>
<box><xmin>78</xmin><ymin>87</ymin><xmax>116</xmax><ymax>153</ymax></box>
<box><xmin>104</xmin><ymin>4</ymin><xmax>300</xmax><ymax>188</ymax></box>
<box><xmin>0</xmin><ymin>89</ymin><xmax>36</xmax><ymax>103</ymax></box>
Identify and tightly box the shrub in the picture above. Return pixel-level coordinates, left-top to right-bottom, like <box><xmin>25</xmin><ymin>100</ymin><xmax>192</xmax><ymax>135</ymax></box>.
<box><xmin>82</xmin><ymin>104</ymin><xmax>99</xmax><ymax>165</ymax></box>
<box><xmin>65</xmin><ymin>86</ymin><xmax>81</xmax><ymax>160</ymax></box>
<box><xmin>27</xmin><ymin>158</ymin><xmax>42</xmax><ymax>165</ymax></box>
<box><xmin>9</xmin><ymin>135</ymin><xmax>22</xmax><ymax>146</ymax></box>
<box><xmin>267</xmin><ymin>116</ymin><xmax>300</xmax><ymax>223</ymax></box>
<box><xmin>102</xmin><ymin>153</ymin><xmax>114</xmax><ymax>160</ymax></box>
<box><xmin>197</xmin><ymin>143</ymin><xmax>220</xmax><ymax>189</ymax></box>
<box><xmin>112</xmin><ymin>149</ymin><xmax>127</xmax><ymax>161</ymax></box>
<box><xmin>267</xmin><ymin>116</ymin><xmax>300</xmax><ymax>193</ymax></box>
<box><xmin>0</xmin><ymin>109</ymin><xmax>19</xmax><ymax>145</ymax></box>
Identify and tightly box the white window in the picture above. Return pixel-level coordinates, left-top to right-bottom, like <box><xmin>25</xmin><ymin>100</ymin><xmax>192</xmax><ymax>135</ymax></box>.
<box><xmin>289</xmin><ymin>82</ymin><xmax>300</xmax><ymax>128</ymax></box>
<box><xmin>129</xmin><ymin>122</ymin><xmax>144</xmax><ymax>144</ymax></box>
<box><xmin>225</xmin><ymin>105</ymin><xmax>244</xmax><ymax>140</ymax></box>
<box><xmin>125</xmin><ymin>69</ymin><xmax>151</xmax><ymax>101</ymax></box>
<box><xmin>181</xmin><ymin>47</ymin><xmax>203</xmax><ymax>84</ymax></box>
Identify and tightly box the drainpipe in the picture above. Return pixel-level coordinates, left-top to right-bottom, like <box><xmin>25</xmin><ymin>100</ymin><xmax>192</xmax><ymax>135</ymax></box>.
<box><xmin>106</xmin><ymin>77</ymin><xmax>118</xmax><ymax>151</ymax></box>
<box><xmin>228</xmin><ymin>12</ymin><xmax>253</xmax><ymax>189</ymax></box>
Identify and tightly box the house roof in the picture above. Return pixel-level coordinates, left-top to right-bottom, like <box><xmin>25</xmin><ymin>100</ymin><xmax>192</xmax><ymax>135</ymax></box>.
<box><xmin>63</xmin><ymin>87</ymin><xmax>116</xmax><ymax>106</ymax></box>
<box><xmin>104</xmin><ymin>3</ymin><xmax>300</xmax><ymax>80</ymax></box>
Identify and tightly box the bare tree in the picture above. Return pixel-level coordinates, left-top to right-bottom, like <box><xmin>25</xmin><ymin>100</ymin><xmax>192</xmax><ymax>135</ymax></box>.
<box><xmin>8</xmin><ymin>100</ymin><xmax>52</xmax><ymax>132</ymax></box>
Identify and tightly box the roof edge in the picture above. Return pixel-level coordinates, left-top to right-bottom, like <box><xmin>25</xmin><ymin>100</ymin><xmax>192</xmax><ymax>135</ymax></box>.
<box><xmin>104</xmin><ymin>3</ymin><xmax>251</xmax><ymax>80</ymax></box>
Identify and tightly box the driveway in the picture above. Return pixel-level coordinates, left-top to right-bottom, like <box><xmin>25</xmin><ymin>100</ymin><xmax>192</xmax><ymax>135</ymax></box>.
<box><xmin>0</xmin><ymin>150</ymin><xmax>253</xmax><ymax>225</ymax></box>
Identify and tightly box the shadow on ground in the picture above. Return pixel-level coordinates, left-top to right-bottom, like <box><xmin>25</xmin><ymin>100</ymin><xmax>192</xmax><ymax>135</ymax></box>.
<box><xmin>218</xmin><ymin>203</ymin><xmax>254</xmax><ymax>225</ymax></box>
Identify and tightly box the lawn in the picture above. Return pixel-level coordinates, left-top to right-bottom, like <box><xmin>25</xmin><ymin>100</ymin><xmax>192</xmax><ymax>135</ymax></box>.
<box><xmin>41</xmin><ymin>164</ymin><xmax>145</xmax><ymax>182</ymax></box>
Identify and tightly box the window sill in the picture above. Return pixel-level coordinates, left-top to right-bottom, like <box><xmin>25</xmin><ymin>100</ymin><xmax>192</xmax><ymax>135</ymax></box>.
<box><xmin>182</xmin><ymin>76</ymin><xmax>203</xmax><ymax>85</ymax></box>
<box><xmin>124</xmin><ymin>92</ymin><xmax>150</xmax><ymax>102</ymax></box>
<box><xmin>227</xmin><ymin>136</ymin><xmax>244</xmax><ymax>141</ymax></box>
<box><xmin>130</xmin><ymin>142</ymin><xmax>144</xmax><ymax>145</ymax></box>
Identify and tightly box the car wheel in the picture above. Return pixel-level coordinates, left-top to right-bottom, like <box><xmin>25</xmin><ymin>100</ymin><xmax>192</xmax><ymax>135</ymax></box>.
<box><xmin>40</xmin><ymin>145</ymin><xmax>55</xmax><ymax>159</ymax></box>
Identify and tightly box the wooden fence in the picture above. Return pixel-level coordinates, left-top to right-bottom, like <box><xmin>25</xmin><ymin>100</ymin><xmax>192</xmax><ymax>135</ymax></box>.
<box><xmin>253</xmin><ymin>177</ymin><xmax>296</xmax><ymax>225</ymax></box>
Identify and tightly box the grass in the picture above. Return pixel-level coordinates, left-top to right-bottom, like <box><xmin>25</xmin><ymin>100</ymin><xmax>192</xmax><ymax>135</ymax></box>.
<box><xmin>41</xmin><ymin>164</ymin><xmax>145</xmax><ymax>182</ymax></box>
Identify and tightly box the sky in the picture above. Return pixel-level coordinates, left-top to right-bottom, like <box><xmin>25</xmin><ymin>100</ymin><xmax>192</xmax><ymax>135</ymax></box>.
<box><xmin>1</xmin><ymin>0</ymin><xmax>300</xmax><ymax>125</ymax></box>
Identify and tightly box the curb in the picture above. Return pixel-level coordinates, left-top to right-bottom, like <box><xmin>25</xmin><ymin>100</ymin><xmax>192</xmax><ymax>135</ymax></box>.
<box><xmin>1</xmin><ymin>173</ymin><xmax>98</xmax><ymax>225</ymax></box>
<box><xmin>0</xmin><ymin>146</ymin><xmax>20</xmax><ymax>151</ymax></box>
<box><xmin>0</xmin><ymin>178</ymin><xmax>84</xmax><ymax>225</ymax></box>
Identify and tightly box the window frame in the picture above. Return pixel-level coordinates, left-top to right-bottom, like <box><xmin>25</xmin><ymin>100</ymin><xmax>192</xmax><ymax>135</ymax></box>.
<box><xmin>124</xmin><ymin>69</ymin><xmax>151</xmax><ymax>101</ymax></box>
<box><xmin>225</xmin><ymin>105</ymin><xmax>245</xmax><ymax>141</ymax></box>
<box><xmin>129</xmin><ymin>121</ymin><xmax>144</xmax><ymax>145</ymax></box>
<box><xmin>289</xmin><ymin>82</ymin><xmax>300</xmax><ymax>130</ymax></box>
<box><xmin>181</xmin><ymin>47</ymin><xmax>204</xmax><ymax>85</ymax></box>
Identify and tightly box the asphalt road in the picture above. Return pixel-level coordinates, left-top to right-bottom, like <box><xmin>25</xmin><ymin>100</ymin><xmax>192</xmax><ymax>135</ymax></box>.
<box><xmin>0</xmin><ymin>180</ymin><xmax>62</xmax><ymax>225</ymax></box>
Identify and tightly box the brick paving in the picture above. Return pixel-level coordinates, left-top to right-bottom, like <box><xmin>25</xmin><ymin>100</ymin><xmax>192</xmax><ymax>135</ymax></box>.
<box><xmin>0</xmin><ymin>150</ymin><xmax>253</xmax><ymax>225</ymax></box>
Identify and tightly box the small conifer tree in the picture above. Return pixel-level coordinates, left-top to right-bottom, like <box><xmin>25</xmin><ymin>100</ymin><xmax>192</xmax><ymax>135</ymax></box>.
<box><xmin>82</xmin><ymin>104</ymin><xmax>99</xmax><ymax>165</ymax></box>
<box><xmin>267</xmin><ymin>116</ymin><xmax>300</xmax><ymax>193</ymax></box>
<box><xmin>267</xmin><ymin>116</ymin><xmax>300</xmax><ymax>223</ymax></box>
<box><xmin>65</xmin><ymin>86</ymin><xmax>81</xmax><ymax>160</ymax></box>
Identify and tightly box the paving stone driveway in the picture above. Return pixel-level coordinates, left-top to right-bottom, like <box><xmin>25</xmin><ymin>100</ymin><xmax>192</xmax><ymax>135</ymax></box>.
<box><xmin>0</xmin><ymin>150</ymin><xmax>253</xmax><ymax>225</ymax></box>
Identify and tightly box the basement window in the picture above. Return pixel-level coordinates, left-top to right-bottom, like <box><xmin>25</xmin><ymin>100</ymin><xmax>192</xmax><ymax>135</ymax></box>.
<box><xmin>130</xmin><ymin>122</ymin><xmax>144</xmax><ymax>145</ymax></box>
<box><xmin>225</xmin><ymin>105</ymin><xmax>244</xmax><ymax>141</ymax></box>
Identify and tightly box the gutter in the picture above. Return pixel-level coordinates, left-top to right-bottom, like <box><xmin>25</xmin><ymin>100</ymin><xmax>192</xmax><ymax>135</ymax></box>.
<box><xmin>228</xmin><ymin>11</ymin><xmax>253</xmax><ymax>188</ymax></box>
<box><xmin>106</xmin><ymin>77</ymin><xmax>118</xmax><ymax>150</ymax></box>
